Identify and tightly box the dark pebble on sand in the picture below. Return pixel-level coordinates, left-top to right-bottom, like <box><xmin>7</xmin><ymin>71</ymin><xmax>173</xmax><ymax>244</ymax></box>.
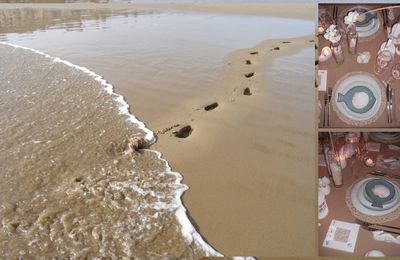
<box><xmin>246</xmin><ymin>60</ymin><xmax>252</xmax><ymax>65</ymax></box>
<box><xmin>282</xmin><ymin>41</ymin><xmax>291</xmax><ymax>44</ymax></box>
<box><xmin>173</xmin><ymin>125</ymin><xmax>193</xmax><ymax>138</ymax></box>
<box><xmin>250</xmin><ymin>51</ymin><xmax>258</xmax><ymax>55</ymax></box>
<box><xmin>243</xmin><ymin>87</ymin><xmax>252</xmax><ymax>96</ymax></box>
<box><xmin>273</xmin><ymin>47</ymin><xmax>280</xmax><ymax>50</ymax></box>
<box><xmin>204</xmin><ymin>102</ymin><xmax>219</xmax><ymax>111</ymax></box>
<box><xmin>315</xmin><ymin>60</ymin><xmax>319</xmax><ymax>66</ymax></box>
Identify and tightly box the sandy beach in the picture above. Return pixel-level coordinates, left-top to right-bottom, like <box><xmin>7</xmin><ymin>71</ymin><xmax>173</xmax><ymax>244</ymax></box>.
<box><xmin>0</xmin><ymin>2</ymin><xmax>315</xmax><ymax>257</ymax></box>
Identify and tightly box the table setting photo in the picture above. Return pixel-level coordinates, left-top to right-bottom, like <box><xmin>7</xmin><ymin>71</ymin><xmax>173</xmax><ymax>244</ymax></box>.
<box><xmin>317</xmin><ymin>3</ymin><xmax>400</xmax><ymax>128</ymax></box>
<box><xmin>318</xmin><ymin>131</ymin><xmax>400</xmax><ymax>256</ymax></box>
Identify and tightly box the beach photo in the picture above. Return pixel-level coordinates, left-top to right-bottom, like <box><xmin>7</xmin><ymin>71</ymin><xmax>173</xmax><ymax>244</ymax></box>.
<box><xmin>0</xmin><ymin>1</ymin><xmax>315</xmax><ymax>258</ymax></box>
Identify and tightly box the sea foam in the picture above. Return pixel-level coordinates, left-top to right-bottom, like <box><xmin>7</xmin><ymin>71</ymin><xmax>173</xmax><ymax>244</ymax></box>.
<box><xmin>0</xmin><ymin>41</ymin><xmax>222</xmax><ymax>257</ymax></box>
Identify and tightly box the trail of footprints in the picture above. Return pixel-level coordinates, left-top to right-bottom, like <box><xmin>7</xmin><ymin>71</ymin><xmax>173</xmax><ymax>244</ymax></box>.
<box><xmin>159</xmin><ymin>41</ymin><xmax>290</xmax><ymax>139</ymax></box>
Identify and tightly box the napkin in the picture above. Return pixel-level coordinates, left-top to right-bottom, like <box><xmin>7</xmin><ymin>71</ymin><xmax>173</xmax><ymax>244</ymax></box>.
<box><xmin>373</xmin><ymin>230</ymin><xmax>400</xmax><ymax>245</ymax></box>
<box><xmin>323</xmin><ymin>220</ymin><xmax>360</xmax><ymax>253</ymax></box>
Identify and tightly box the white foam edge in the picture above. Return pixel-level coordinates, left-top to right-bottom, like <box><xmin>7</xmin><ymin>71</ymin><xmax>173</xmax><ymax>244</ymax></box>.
<box><xmin>1</xmin><ymin>42</ymin><xmax>222</xmax><ymax>257</ymax></box>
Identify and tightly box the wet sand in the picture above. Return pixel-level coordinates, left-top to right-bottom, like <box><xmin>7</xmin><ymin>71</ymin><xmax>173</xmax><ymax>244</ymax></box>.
<box><xmin>152</xmin><ymin>37</ymin><xmax>315</xmax><ymax>256</ymax></box>
<box><xmin>0</xmin><ymin>3</ymin><xmax>315</xmax><ymax>257</ymax></box>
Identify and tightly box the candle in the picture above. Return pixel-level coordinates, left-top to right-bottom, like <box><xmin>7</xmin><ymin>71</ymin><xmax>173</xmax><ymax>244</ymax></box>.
<box><xmin>329</xmin><ymin>162</ymin><xmax>343</xmax><ymax>187</ymax></box>
<box><xmin>318</xmin><ymin>26</ymin><xmax>325</xmax><ymax>34</ymax></box>
<box><xmin>365</xmin><ymin>158</ymin><xmax>375</xmax><ymax>167</ymax></box>
<box><xmin>318</xmin><ymin>46</ymin><xmax>333</xmax><ymax>62</ymax></box>
<box><xmin>322</xmin><ymin>46</ymin><xmax>332</xmax><ymax>56</ymax></box>
<box><xmin>350</xmin><ymin>38</ymin><xmax>357</xmax><ymax>48</ymax></box>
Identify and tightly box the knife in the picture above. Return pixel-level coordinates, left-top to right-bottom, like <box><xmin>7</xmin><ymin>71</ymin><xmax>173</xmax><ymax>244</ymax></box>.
<box><xmin>360</xmin><ymin>222</ymin><xmax>400</xmax><ymax>236</ymax></box>
<box><xmin>390</xmin><ymin>87</ymin><xmax>394</xmax><ymax>123</ymax></box>
<box><xmin>386</xmin><ymin>82</ymin><xmax>391</xmax><ymax>123</ymax></box>
<box><xmin>368</xmin><ymin>171</ymin><xmax>400</xmax><ymax>180</ymax></box>
<box><xmin>327</xmin><ymin>89</ymin><xmax>332</xmax><ymax>127</ymax></box>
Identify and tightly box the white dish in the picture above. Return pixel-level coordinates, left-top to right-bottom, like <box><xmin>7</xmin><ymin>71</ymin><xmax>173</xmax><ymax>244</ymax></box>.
<box><xmin>346</xmin><ymin>7</ymin><xmax>381</xmax><ymax>38</ymax></box>
<box><xmin>356</xmin><ymin>179</ymin><xmax>400</xmax><ymax>211</ymax></box>
<box><xmin>350</xmin><ymin>178</ymin><xmax>400</xmax><ymax>216</ymax></box>
<box><xmin>334</xmin><ymin>73</ymin><xmax>383</xmax><ymax>122</ymax></box>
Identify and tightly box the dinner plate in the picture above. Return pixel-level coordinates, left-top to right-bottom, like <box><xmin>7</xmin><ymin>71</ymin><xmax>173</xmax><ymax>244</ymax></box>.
<box><xmin>370</xmin><ymin>132</ymin><xmax>400</xmax><ymax>144</ymax></box>
<box><xmin>334</xmin><ymin>73</ymin><xmax>383</xmax><ymax>123</ymax></box>
<box><xmin>350</xmin><ymin>178</ymin><xmax>400</xmax><ymax>216</ymax></box>
<box><xmin>356</xmin><ymin>179</ymin><xmax>400</xmax><ymax>211</ymax></box>
<box><xmin>337</xmin><ymin>85</ymin><xmax>376</xmax><ymax>114</ymax></box>
<box><xmin>352</xmin><ymin>7</ymin><xmax>375</xmax><ymax>27</ymax></box>
<box><xmin>365</xmin><ymin>179</ymin><xmax>396</xmax><ymax>207</ymax></box>
<box><xmin>346</xmin><ymin>7</ymin><xmax>381</xmax><ymax>38</ymax></box>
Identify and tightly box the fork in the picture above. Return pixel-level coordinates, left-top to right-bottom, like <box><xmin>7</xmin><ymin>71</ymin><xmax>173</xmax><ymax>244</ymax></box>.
<box><xmin>327</xmin><ymin>89</ymin><xmax>332</xmax><ymax>127</ymax></box>
<box><xmin>390</xmin><ymin>87</ymin><xmax>394</xmax><ymax>123</ymax></box>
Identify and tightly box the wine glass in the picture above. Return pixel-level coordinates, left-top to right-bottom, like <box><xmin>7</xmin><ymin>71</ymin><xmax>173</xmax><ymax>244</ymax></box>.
<box><xmin>374</xmin><ymin>49</ymin><xmax>393</xmax><ymax>75</ymax></box>
<box><xmin>386</xmin><ymin>63</ymin><xmax>400</xmax><ymax>85</ymax></box>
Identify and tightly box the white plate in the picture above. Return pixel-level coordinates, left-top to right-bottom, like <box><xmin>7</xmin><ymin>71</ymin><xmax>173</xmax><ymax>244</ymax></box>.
<box><xmin>356</xmin><ymin>178</ymin><xmax>400</xmax><ymax>211</ymax></box>
<box><xmin>334</xmin><ymin>73</ymin><xmax>383</xmax><ymax>122</ymax></box>
<box><xmin>347</xmin><ymin>7</ymin><xmax>381</xmax><ymax>38</ymax></box>
<box><xmin>350</xmin><ymin>178</ymin><xmax>400</xmax><ymax>216</ymax></box>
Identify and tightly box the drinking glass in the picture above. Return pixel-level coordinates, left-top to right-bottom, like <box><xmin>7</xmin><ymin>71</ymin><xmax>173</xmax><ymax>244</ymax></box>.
<box><xmin>375</xmin><ymin>49</ymin><xmax>393</xmax><ymax>75</ymax></box>
<box><xmin>386</xmin><ymin>63</ymin><xmax>400</xmax><ymax>84</ymax></box>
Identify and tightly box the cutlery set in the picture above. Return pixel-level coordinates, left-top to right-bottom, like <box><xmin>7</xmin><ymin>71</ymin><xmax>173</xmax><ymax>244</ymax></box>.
<box><xmin>368</xmin><ymin>170</ymin><xmax>400</xmax><ymax>180</ymax></box>
<box><xmin>358</xmin><ymin>220</ymin><xmax>400</xmax><ymax>236</ymax></box>
<box><xmin>323</xmin><ymin>89</ymin><xmax>332</xmax><ymax>127</ymax></box>
<box><xmin>385</xmin><ymin>82</ymin><xmax>394</xmax><ymax>124</ymax></box>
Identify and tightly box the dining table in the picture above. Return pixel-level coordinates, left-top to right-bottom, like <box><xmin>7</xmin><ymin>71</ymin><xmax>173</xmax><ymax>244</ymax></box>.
<box><xmin>318</xmin><ymin>4</ymin><xmax>400</xmax><ymax>128</ymax></box>
<box><xmin>319</xmin><ymin>140</ymin><xmax>400</xmax><ymax>256</ymax></box>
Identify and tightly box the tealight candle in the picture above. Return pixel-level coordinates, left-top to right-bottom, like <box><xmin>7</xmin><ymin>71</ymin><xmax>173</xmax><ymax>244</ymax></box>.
<box><xmin>365</xmin><ymin>158</ymin><xmax>375</xmax><ymax>167</ymax></box>
<box><xmin>318</xmin><ymin>46</ymin><xmax>332</xmax><ymax>62</ymax></box>
<box><xmin>318</xmin><ymin>26</ymin><xmax>325</xmax><ymax>34</ymax></box>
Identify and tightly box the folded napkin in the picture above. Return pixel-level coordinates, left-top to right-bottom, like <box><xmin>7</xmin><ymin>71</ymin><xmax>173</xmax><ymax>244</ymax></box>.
<box><xmin>373</xmin><ymin>230</ymin><xmax>400</xmax><ymax>245</ymax></box>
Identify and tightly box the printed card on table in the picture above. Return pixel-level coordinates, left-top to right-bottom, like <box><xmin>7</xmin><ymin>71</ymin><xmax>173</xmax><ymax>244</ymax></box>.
<box><xmin>318</xmin><ymin>70</ymin><xmax>327</xmax><ymax>92</ymax></box>
<box><xmin>366</xmin><ymin>142</ymin><xmax>381</xmax><ymax>152</ymax></box>
<box><xmin>323</xmin><ymin>219</ymin><xmax>360</xmax><ymax>253</ymax></box>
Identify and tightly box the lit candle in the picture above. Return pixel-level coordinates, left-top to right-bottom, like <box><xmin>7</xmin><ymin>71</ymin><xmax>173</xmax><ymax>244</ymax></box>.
<box><xmin>322</xmin><ymin>46</ymin><xmax>332</xmax><ymax>56</ymax></box>
<box><xmin>365</xmin><ymin>158</ymin><xmax>375</xmax><ymax>167</ymax></box>
<box><xmin>319</xmin><ymin>46</ymin><xmax>333</xmax><ymax>62</ymax></box>
<box><xmin>318</xmin><ymin>26</ymin><xmax>325</xmax><ymax>34</ymax></box>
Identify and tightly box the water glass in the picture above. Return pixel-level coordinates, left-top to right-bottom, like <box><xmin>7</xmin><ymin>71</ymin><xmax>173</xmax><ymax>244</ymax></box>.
<box><xmin>375</xmin><ymin>49</ymin><xmax>393</xmax><ymax>74</ymax></box>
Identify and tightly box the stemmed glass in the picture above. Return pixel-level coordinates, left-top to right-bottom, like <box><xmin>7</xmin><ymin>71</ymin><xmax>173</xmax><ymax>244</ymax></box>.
<box><xmin>386</xmin><ymin>64</ymin><xmax>400</xmax><ymax>85</ymax></box>
<box><xmin>375</xmin><ymin>49</ymin><xmax>393</xmax><ymax>75</ymax></box>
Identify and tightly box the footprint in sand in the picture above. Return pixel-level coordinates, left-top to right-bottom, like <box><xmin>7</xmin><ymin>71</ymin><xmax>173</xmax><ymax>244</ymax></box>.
<box><xmin>245</xmin><ymin>72</ymin><xmax>254</xmax><ymax>78</ymax></box>
<box><xmin>243</xmin><ymin>87</ymin><xmax>252</xmax><ymax>96</ymax></box>
<box><xmin>204</xmin><ymin>102</ymin><xmax>219</xmax><ymax>111</ymax></box>
<box><xmin>173</xmin><ymin>125</ymin><xmax>193</xmax><ymax>138</ymax></box>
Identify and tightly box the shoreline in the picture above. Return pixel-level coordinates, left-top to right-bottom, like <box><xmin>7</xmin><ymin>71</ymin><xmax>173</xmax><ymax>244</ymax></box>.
<box><xmin>0</xmin><ymin>41</ymin><xmax>222</xmax><ymax>257</ymax></box>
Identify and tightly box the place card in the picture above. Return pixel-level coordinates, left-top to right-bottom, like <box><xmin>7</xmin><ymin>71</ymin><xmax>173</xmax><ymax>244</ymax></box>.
<box><xmin>323</xmin><ymin>219</ymin><xmax>360</xmax><ymax>253</ymax></box>
<box><xmin>366</xmin><ymin>142</ymin><xmax>381</xmax><ymax>152</ymax></box>
<box><xmin>318</xmin><ymin>70</ymin><xmax>328</xmax><ymax>91</ymax></box>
